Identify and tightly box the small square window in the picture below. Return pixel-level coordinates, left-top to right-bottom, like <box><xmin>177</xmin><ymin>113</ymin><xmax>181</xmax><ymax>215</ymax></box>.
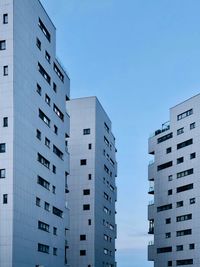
<box><xmin>176</xmin><ymin>245</ymin><xmax>183</xmax><ymax>251</ymax></box>
<box><xmin>168</xmin><ymin>175</ymin><xmax>173</xmax><ymax>181</ymax></box>
<box><xmin>83</xmin><ymin>189</ymin><xmax>90</xmax><ymax>195</ymax></box>
<box><xmin>80</xmin><ymin>250</ymin><xmax>86</xmax><ymax>256</ymax></box>
<box><xmin>36</xmin><ymin>197</ymin><xmax>41</xmax><ymax>207</ymax></box>
<box><xmin>165</xmin><ymin>232</ymin><xmax>171</xmax><ymax>238</ymax></box>
<box><xmin>177</xmin><ymin>127</ymin><xmax>184</xmax><ymax>135</ymax></box>
<box><xmin>177</xmin><ymin>157</ymin><xmax>184</xmax><ymax>164</ymax></box>
<box><xmin>0</xmin><ymin>143</ymin><xmax>6</xmax><ymax>153</ymax></box>
<box><xmin>80</xmin><ymin>234</ymin><xmax>86</xmax><ymax>241</ymax></box>
<box><xmin>176</xmin><ymin>201</ymin><xmax>183</xmax><ymax>207</ymax></box>
<box><xmin>190</xmin><ymin>152</ymin><xmax>196</xmax><ymax>159</ymax></box>
<box><xmin>190</xmin><ymin>122</ymin><xmax>195</xmax><ymax>130</ymax></box>
<box><xmin>3</xmin><ymin>117</ymin><xmax>8</xmax><ymax>127</ymax></box>
<box><xmin>0</xmin><ymin>40</ymin><xmax>6</xmax><ymax>50</ymax></box>
<box><xmin>83</xmin><ymin>204</ymin><xmax>90</xmax><ymax>210</ymax></box>
<box><xmin>3</xmin><ymin>194</ymin><xmax>8</xmax><ymax>204</ymax></box>
<box><xmin>0</xmin><ymin>169</ymin><xmax>6</xmax><ymax>178</ymax></box>
<box><xmin>190</xmin><ymin>198</ymin><xmax>195</xmax><ymax>204</ymax></box>
<box><xmin>3</xmin><ymin>14</ymin><xmax>8</xmax><ymax>24</ymax></box>
<box><xmin>189</xmin><ymin>243</ymin><xmax>195</xmax><ymax>250</ymax></box>
<box><xmin>83</xmin><ymin>128</ymin><xmax>90</xmax><ymax>135</ymax></box>
<box><xmin>166</xmin><ymin>147</ymin><xmax>171</xmax><ymax>154</ymax></box>
<box><xmin>168</xmin><ymin>189</ymin><xmax>172</xmax><ymax>195</ymax></box>
<box><xmin>3</xmin><ymin>65</ymin><xmax>8</xmax><ymax>76</ymax></box>
<box><xmin>166</xmin><ymin>218</ymin><xmax>171</xmax><ymax>224</ymax></box>
<box><xmin>80</xmin><ymin>159</ymin><xmax>87</xmax><ymax>165</ymax></box>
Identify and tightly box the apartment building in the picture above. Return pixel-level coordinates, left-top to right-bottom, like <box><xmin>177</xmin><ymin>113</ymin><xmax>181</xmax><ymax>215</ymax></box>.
<box><xmin>147</xmin><ymin>94</ymin><xmax>200</xmax><ymax>266</ymax></box>
<box><xmin>0</xmin><ymin>0</ymin><xmax>70</xmax><ymax>266</ymax></box>
<box><xmin>66</xmin><ymin>97</ymin><xmax>117</xmax><ymax>267</ymax></box>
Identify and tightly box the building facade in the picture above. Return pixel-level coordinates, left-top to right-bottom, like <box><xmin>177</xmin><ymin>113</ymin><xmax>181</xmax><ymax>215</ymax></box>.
<box><xmin>0</xmin><ymin>0</ymin><xmax>70</xmax><ymax>266</ymax></box>
<box><xmin>148</xmin><ymin>94</ymin><xmax>200</xmax><ymax>266</ymax></box>
<box><xmin>67</xmin><ymin>97</ymin><xmax>117</xmax><ymax>267</ymax></box>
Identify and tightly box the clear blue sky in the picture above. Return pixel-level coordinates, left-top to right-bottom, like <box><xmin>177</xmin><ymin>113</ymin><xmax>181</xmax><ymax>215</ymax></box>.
<box><xmin>41</xmin><ymin>1</ymin><xmax>200</xmax><ymax>266</ymax></box>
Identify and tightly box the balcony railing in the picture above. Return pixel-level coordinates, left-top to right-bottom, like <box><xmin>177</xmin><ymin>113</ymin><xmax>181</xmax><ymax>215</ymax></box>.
<box><xmin>148</xmin><ymin>240</ymin><xmax>154</xmax><ymax>246</ymax></box>
<box><xmin>150</xmin><ymin>121</ymin><xmax>170</xmax><ymax>137</ymax></box>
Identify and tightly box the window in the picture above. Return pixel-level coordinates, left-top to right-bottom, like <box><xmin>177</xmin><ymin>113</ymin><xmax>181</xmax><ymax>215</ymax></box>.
<box><xmin>177</xmin><ymin>139</ymin><xmax>193</xmax><ymax>150</ymax></box>
<box><xmin>53</xmin><ymin>145</ymin><xmax>63</xmax><ymax>160</ymax></box>
<box><xmin>44</xmin><ymin>202</ymin><xmax>50</xmax><ymax>211</ymax></box>
<box><xmin>83</xmin><ymin>189</ymin><xmax>90</xmax><ymax>195</ymax></box>
<box><xmin>52</xmin><ymin>185</ymin><xmax>56</xmax><ymax>194</ymax></box>
<box><xmin>177</xmin><ymin>168</ymin><xmax>193</xmax><ymax>179</ymax></box>
<box><xmin>38</xmin><ymin>243</ymin><xmax>49</xmax><ymax>254</ymax></box>
<box><xmin>54</xmin><ymin>125</ymin><xmax>58</xmax><ymax>135</ymax></box>
<box><xmin>189</xmin><ymin>243</ymin><xmax>195</xmax><ymax>250</ymax></box>
<box><xmin>39</xmin><ymin>109</ymin><xmax>50</xmax><ymax>127</ymax></box>
<box><xmin>177</xmin><ymin>157</ymin><xmax>184</xmax><ymax>164</ymax></box>
<box><xmin>54</xmin><ymin>63</ymin><xmax>64</xmax><ymax>82</ymax></box>
<box><xmin>53</xmin><ymin>227</ymin><xmax>57</xmax><ymax>235</ymax></box>
<box><xmin>176</xmin><ymin>201</ymin><xmax>183</xmax><ymax>207</ymax></box>
<box><xmin>88</xmin><ymin>174</ymin><xmax>92</xmax><ymax>180</ymax></box>
<box><xmin>53</xmin><ymin>82</ymin><xmax>57</xmax><ymax>92</ymax></box>
<box><xmin>3</xmin><ymin>194</ymin><xmax>7</xmax><ymax>204</ymax></box>
<box><xmin>83</xmin><ymin>204</ymin><xmax>90</xmax><ymax>210</ymax></box>
<box><xmin>88</xmin><ymin>143</ymin><xmax>92</xmax><ymax>150</ymax></box>
<box><xmin>157</xmin><ymin>161</ymin><xmax>173</xmax><ymax>171</ymax></box>
<box><xmin>53</xmin><ymin>206</ymin><xmax>63</xmax><ymax>218</ymax></box>
<box><xmin>45</xmin><ymin>51</ymin><xmax>51</xmax><ymax>63</ymax></box>
<box><xmin>176</xmin><ymin>245</ymin><xmax>183</xmax><ymax>251</ymax></box>
<box><xmin>38</xmin><ymin>18</ymin><xmax>51</xmax><ymax>42</ymax></box>
<box><xmin>177</xmin><ymin>109</ymin><xmax>193</xmax><ymax>120</ymax></box>
<box><xmin>88</xmin><ymin>219</ymin><xmax>91</xmax><ymax>225</ymax></box>
<box><xmin>190</xmin><ymin>122</ymin><xmax>195</xmax><ymax>129</ymax></box>
<box><xmin>157</xmin><ymin>132</ymin><xmax>173</xmax><ymax>144</ymax></box>
<box><xmin>80</xmin><ymin>159</ymin><xmax>87</xmax><ymax>165</ymax></box>
<box><xmin>168</xmin><ymin>261</ymin><xmax>172</xmax><ymax>267</ymax></box>
<box><xmin>190</xmin><ymin>198</ymin><xmax>195</xmax><ymax>204</ymax></box>
<box><xmin>53</xmin><ymin>104</ymin><xmax>64</xmax><ymax>121</ymax></box>
<box><xmin>157</xmin><ymin>204</ymin><xmax>172</xmax><ymax>212</ymax></box>
<box><xmin>168</xmin><ymin>175</ymin><xmax>173</xmax><ymax>181</ymax></box>
<box><xmin>104</xmin><ymin>206</ymin><xmax>109</xmax><ymax>214</ymax></box>
<box><xmin>0</xmin><ymin>169</ymin><xmax>6</xmax><ymax>178</ymax></box>
<box><xmin>166</xmin><ymin>218</ymin><xmax>171</xmax><ymax>224</ymax></box>
<box><xmin>36</xmin><ymin>83</ymin><xmax>42</xmax><ymax>95</ymax></box>
<box><xmin>176</xmin><ymin>213</ymin><xmax>192</xmax><ymax>222</ymax></box>
<box><xmin>190</xmin><ymin>152</ymin><xmax>196</xmax><ymax>159</ymax></box>
<box><xmin>104</xmin><ymin>248</ymin><xmax>109</xmax><ymax>255</ymax></box>
<box><xmin>176</xmin><ymin>229</ymin><xmax>192</xmax><ymax>237</ymax></box>
<box><xmin>36</xmin><ymin>129</ymin><xmax>41</xmax><ymax>140</ymax></box>
<box><xmin>176</xmin><ymin>259</ymin><xmax>193</xmax><ymax>265</ymax></box>
<box><xmin>36</xmin><ymin>38</ymin><xmax>41</xmax><ymax>50</ymax></box>
<box><xmin>3</xmin><ymin>65</ymin><xmax>8</xmax><ymax>76</ymax></box>
<box><xmin>0</xmin><ymin>143</ymin><xmax>6</xmax><ymax>153</ymax></box>
<box><xmin>0</xmin><ymin>40</ymin><xmax>6</xmax><ymax>50</ymax></box>
<box><xmin>52</xmin><ymin>165</ymin><xmax>56</xmax><ymax>174</ymax></box>
<box><xmin>104</xmin><ymin>192</ymin><xmax>109</xmax><ymax>200</ymax></box>
<box><xmin>3</xmin><ymin>117</ymin><xmax>8</xmax><ymax>127</ymax></box>
<box><xmin>37</xmin><ymin>153</ymin><xmax>50</xmax><ymax>169</ymax></box>
<box><xmin>177</xmin><ymin>183</ymin><xmax>193</xmax><ymax>193</ymax></box>
<box><xmin>104</xmin><ymin>136</ymin><xmax>109</xmax><ymax>146</ymax></box>
<box><xmin>3</xmin><ymin>14</ymin><xmax>8</xmax><ymax>24</ymax></box>
<box><xmin>157</xmin><ymin>247</ymin><xmax>172</xmax><ymax>253</ymax></box>
<box><xmin>38</xmin><ymin>221</ymin><xmax>49</xmax><ymax>232</ymax></box>
<box><xmin>53</xmin><ymin>247</ymin><xmax>57</xmax><ymax>256</ymax></box>
<box><xmin>104</xmin><ymin>164</ymin><xmax>109</xmax><ymax>173</ymax></box>
<box><xmin>165</xmin><ymin>232</ymin><xmax>171</xmax><ymax>238</ymax></box>
<box><xmin>80</xmin><ymin>250</ymin><xmax>86</xmax><ymax>256</ymax></box>
<box><xmin>80</xmin><ymin>234</ymin><xmax>86</xmax><ymax>241</ymax></box>
<box><xmin>38</xmin><ymin>62</ymin><xmax>51</xmax><ymax>84</ymax></box>
<box><xmin>36</xmin><ymin>197</ymin><xmax>41</xmax><ymax>207</ymax></box>
<box><xmin>166</xmin><ymin>147</ymin><xmax>171</xmax><ymax>153</ymax></box>
<box><xmin>37</xmin><ymin>176</ymin><xmax>50</xmax><ymax>190</ymax></box>
<box><xmin>168</xmin><ymin>189</ymin><xmax>172</xmax><ymax>195</ymax></box>
<box><xmin>45</xmin><ymin>94</ymin><xmax>51</xmax><ymax>105</ymax></box>
<box><xmin>104</xmin><ymin>122</ymin><xmax>110</xmax><ymax>133</ymax></box>
<box><xmin>45</xmin><ymin>137</ymin><xmax>50</xmax><ymax>148</ymax></box>
<box><xmin>83</xmin><ymin>128</ymin><xmax>90</xmax><ymax>135</ymax></box>
<box><xmin>177</xmin><ymin>127</ymin><xmax>184</xmax><ymax>135</ymax></box>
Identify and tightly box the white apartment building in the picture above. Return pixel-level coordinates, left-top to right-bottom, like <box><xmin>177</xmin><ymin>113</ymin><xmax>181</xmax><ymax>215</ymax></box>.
<box><xmin>148</xmin><ymin>94</ymin><xmax>200</xmax><ymax>267</ymax></box>
<box><xmin>0</xmin><ymin>0</ymin><xmax>70</xmax><ymax>266</ymax></box>
<box><xmin>66</xmin><ymin>97</ymin><xmax>117</xmax><ymax>267</ymax></box>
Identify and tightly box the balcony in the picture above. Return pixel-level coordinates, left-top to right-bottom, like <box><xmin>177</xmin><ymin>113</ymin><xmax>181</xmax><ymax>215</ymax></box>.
<box><xmin>148</xmin><ymin>219</ymin><xmax>154</xmax><ymax>234</ymax></box>
<box><xmin>148</xmin><ymin>161</ymin><xmax>155</xmax><ymax>181</ymax></box>
<box><xmin>148</xmin><ymin>181</ymin><xmax>154</xmax><ymax>195</ymax></box>
<box><xmin>148</xmin><ymin>241</ymin><xmax>155</xmax><ymax>261</ymax></box>
<box><xmin>148</xmin><ymin>203</ymin><xmax>155</xmax><ymax>220</ymax></box>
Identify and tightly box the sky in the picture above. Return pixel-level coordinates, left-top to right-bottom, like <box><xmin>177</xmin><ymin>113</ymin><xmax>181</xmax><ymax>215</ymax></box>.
<box><xmin>41</xmin><ymin>1</ymin><xmax>200</xmax><ymax>266</ymax></box>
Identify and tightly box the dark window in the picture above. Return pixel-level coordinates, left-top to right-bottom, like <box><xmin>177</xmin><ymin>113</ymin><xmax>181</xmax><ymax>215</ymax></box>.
<box><xmin>80</xmin><ymin>234</ymin><xmax>86</xmax><ymax>241</ymax></box>
<box><xmin>176</xmin><ymin>213</ymin><xmax>192</xmax><ymax>222</ymax></box>
<box><xmin>3</xmin><ymin>117</ymin><xmax>8</xmax><ymax>127</ymax></box>
<box><xmin>3</xmin><ymin>194</ymin><xmax>7</xmax><ymax>204</ymax></box>
<box><xmin>53</xmin><ymin>104</ymin><xmax>64</xmax><ymax>121</ymax></box>
<box><xmin>53</xmin><ymin>145</ymin><xmax>63</xmax><ymax>160</ymax></box>
<box><xmin>36</xmin><ymin>129</ymin><xmax>41</xmax><ymax>140</ymax></box>
<box><xmin>176</xmin><ymin>229</ymin><xmax>192</xmax><ymax>237</ymax></box>
<box><xmin>190</xmin><ymin>152</ymin><xmax>196</xmax><ymax>159</ymax></box>
<box><xmin>104</xmin><ymin>122</ymin><xmax>110</xmax><ymax>133</ymax></box>
<box><xmin>157</xmin><ymin>204</ymin><xmax>172</xmax><ymax>212</ymax></box>
<box><xmin>168</xmin><ymin>261</ymin><xmax>172</xmax><ymax>267</ymax></box>
<box><xmin>83</xmin><ymin>189</ymin><xmax>90</xmax><ymax>195</ymax></box>
<box><xmin>52</xmin><ymin>185</ymin><xmax>56</xmax><ymax>194</ymax></box>
<box><xmin>166</xmin><ymin>147</ymin><xmax>172</xmax><ymax>153</ymax></box>
<box><xmin>157</xmin><ymin>161</ymin><xmax>173</xmax><ymax>171</ymax></box>
<box><xmin>177</xmin><ymin>127</ymin><xmax>184</xmax><ymax>135</ymax></box>
<box><xmin>83</xmin><ymin>128</ymin><xmax>90</xmax><ymax>135</ymax></box>
<box><xmin>38</xmin><ymin>62</ymin><xmax>51</xmax><ymax>84</ymax></box>
<box><xmin>53</xmin><ymin>82</ymin><xmax>57</xmax><ymax>92</ymax></box>
<box><xmin>168</xmin><ymin>189</ymin><xmax>172</xmax><ymax>195</ymax></box>
<box><xmin>38</xmin><ymin>221</ymin><xmax>49</xmax><ymax>232</ymax></box>
<box><xmin>38</xmin><ymin>243</ymin><xmax>49</xmax><ymax>254</ymax></box>
<box><xmin>52</xmin><ymin>206</ymin><xmax>63</xmax><ymax>218</ymax></box>
<box><xmin>54</xmin><ymin>63</ymin><xmax>64</xmax><ymax>82</ymax></box>
<box><xmin>52</xmin><ymin>165</ymin><xmax>56</xmax><ymax>174</ymax></box>
<box><xmin>176</xmin><ymin>245</ymin><xmax>183</xmax><ymax>251</ymax></box>
<box><xmin>190</xmin><ymin>198</ymin><xmax>195</xmax><ymax>204</ymax></box>
<box><xmin>176</xmin><ymin>259</ymin><xmax>193</xmax><ymax>265</ymax></box>
<box><xmin>104</xmin><ymin>136</ymin><xmax>109</xmax><ymax>146</ymax></box>
<box><xmin>45</xmin><ymin>94</ymin><xmax>51</xmax><ymax>105</ymax></box>
<box><xmin>37</xmin><ymin>176</ymin><xmax>50</xmax><ymax>190</ymax></box>
<box><xmin>104</xmin><ymin>164</ymin><xmax>109</xmax><ymax>173</ymax></box>
<box><xmin>39</xmin><ymin>109</ymin><xmax>50</xmax><ymax>127</ymax></box>
<box><xmin>38</xmin><ymin>18</ymin><xmax>51</xmax><ymax>42</ymax></box>
<box><xmin>53</xmin><ymin>247</ymin><xmax>57</xmax><ymax>256</ymax></box>
<box><xmin>88</xmin><ymin>143</ymin><xmax>92</xmax><ymax>150</ymax></box>
<box><xmin>0</xmin><ymin>40</ymin><xmax>6</xmax><ymax>50</ymax></box>
<box><xmin>44</xmin><ymin>202</ymin><xmax>50</xmax><ymax>211</ymax></box>
<box><xmin>36</xmin><ymin>38</ymin><xmax>41</xmax><ymax>50</ymax></box>
<box><xmin>88</xmin><ymin>219</ymin><xmax>91</xmax><ymax>225</ymax></box>
<box><xmin>37</xmin><ymin>153</ymin><xmax>50</xmax><ymax>169</ymax></box>
<box><xmin>53</xmin><ymin>227</ymin><xmax>57</xmax><ymax>235</ymax></box>
<box><xmin>168</xmin><ymin>175</ymin><xmax>173</xmax><ymax>181</ymax></box>
<box><xmin>45</xmin><ymin>137</ymin><xmax>50</xmax><ymax>148</ymax></box>
<box><xmin>45</xmin><ymin>51</ymin><xmax>51</xmax><ymax>63</ymax></box>
<box><xmin>83</xmin><ymin>204</ymin><xmax>90</xmax><ymax>210</ymax></box>
<box><xmin>177</xmin><ymin>201</ymin><xmax>184</xmax><ymax>207</ymax></box>
<box><xmin>0</xmin><ymin>169</ymin><xmax>6</xmax><ymax>178</ymax></box>
<box><xmin>0</xmin><ymin>143</ymin><xmax>6</xmax><ymax>153</ymax></box>
<box><xmin>166</xmin><ymin>218</ymin><xmax>171</xmax><ymax>224</ymax></box>
<box><xmin>88</xmin><ymin>174</ymin><xmax>92</xmax><ymax>180</ymax></box>
<box><xmin>3</xmin><ymin>14</ymin><xmax>8</xmax><ymax>24</ymax></box>
<box><xmin>190</xmin><ymin>122</ymin><xmax>195</xmax><ymax>129</ymax></box>
<box><xmin>177</xmin><ymin>168</ymin><xmax>193</xmax><ymax>179</ymax></box>
<box><xmin>177</xmin><ymin>109</ymin><xmax>193</xmax><ymax>121</ymax></box>
<box><xmin>36</xmin><ymin>197</ymin><xmax>41</xmax><ymax>207</ymax></box>
<box><xmin>177</xmin><ymin>157</ymin><xmax>184</xmax><ymax>164</ymax></box>
<box><xmin>177</xmin><ymin>183</ymin><xmax>193</xmax><ymax>193</ymax></box>
<box><xmin>157</xmin><ymin>247</ymin><xmax>172</xmax><ymax>253</ymax></box>
<box><xmin>177</xmin><ymin>139</ymin><xmax>193</xmax><ymax>150</ymax></box>
<box><xmin>80</xmin><ymin>159</ymin><xmax>87</xmax><ymax>165</ymax></box>
<box><xmin>189</xmin><ymin>243</ymin><xmax>195</xmax><ymax>250</ymax></box>
<box><xmin>165</xmin><ymin>232</ymin><xmax>171</xmax><ymax>238</ymax></box>
<box><xmin>3</xmin><ymin>65</ymin><xmax>8</xmax><ymax>76</ymax></box>
<box><xmin>80</xmin><ymin>250</ymin><xmax>86</xmax><ymax>256</ymax></box>
<box><xmin>157</xmin><ymin>132</ymin><xmax>173</xmax><ymax>144</ymax></box>
<box><xmin>37</xmin><ymin>83</ymin><xmax>42</xmax><ymax>95</ymax></box>
<box><xmin>54</xmin><ymin>125</ymin><xmax>58</xmax><ymax>135</ymax></box>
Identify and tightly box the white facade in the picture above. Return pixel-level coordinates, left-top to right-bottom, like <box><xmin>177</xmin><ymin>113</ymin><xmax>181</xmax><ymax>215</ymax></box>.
<box><xmin>148</xmin><ymin>94</ymin><xmax>200</xmax><ymax>266</ymax></box>
<box><xmin>0</xmin><ymin>0</ymin><xmax>70</xmax><ymax>266</ymax></box>
<box><xmin>67</xmin><ymin>97</ymin><xmax>117</xmax><ymax>267</ymax></box>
